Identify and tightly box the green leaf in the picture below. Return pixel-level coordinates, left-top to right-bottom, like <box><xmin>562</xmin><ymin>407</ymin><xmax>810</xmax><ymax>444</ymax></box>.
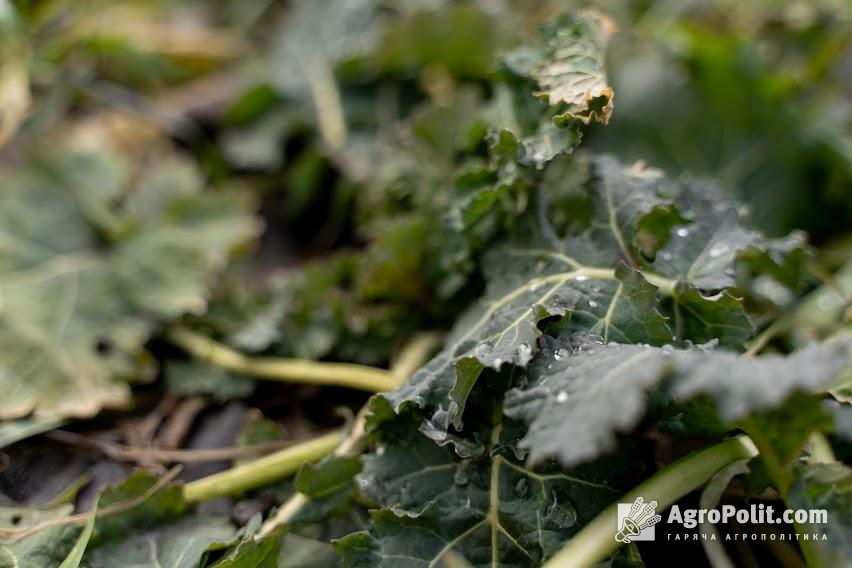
<box><xmin>648</xmin><ymin>179</ymin><xmax>806</xmax><ymax>291</ymax></box>
<box><xmin>84</xmin><ymin>471</ymin><xmax>287</xmax><ymax>568</ymax></box>
<box><xmin>0</xmin><ymin>506</ymin><xmax>82</xmax><ymax>567</ymax></box>
<box><xmin>336</xmin><ymin>423</ymin><xmax>626</xmax><ymax>567</ymax></box>
<box><xmin>276</xmin><ymin>455</ymin><xmax>364</xmax><ymax>525</ymax></box>
<box><xmin>278</xmin><ymin>533</ymin><xmax>340</xmax><ymax>568</ymax></box>
<box><xmin>738</xmin><ymin>393</ymin><xmax>835</xmax><ymax>493</ymax></box>
<box><xmin>86</xmin><ymin>515</ymin><xmax>236</xmax><ymax>568</ymax></box>
<box><xmin>0</xmin><ymin>148</ymin><xmax>260</xmax><ymax>420</ymax></box>
<box><xmin>672</xmin><ymin>340</ymin><xmax>852</xmax><ymax>420</ymax></box>
<box><xmin>787</xmin><ymin>463</ymin><xmax>852</xmax><ymax>567</ymax></box>
<box><xmin>92</xmin><ymin>470</ymin><xmax>188</xmax><ymax>543</ymax></box>
<box><xmin>505</xmin><ymin>335</ymin><xmax>851</xmax><ymax>465</ymax></box>
<box><xmin>296</xmin><ymin>456</ymin><xmax>362</xmax><ymax>499</ymax></box>
<box><xmin>508</xmin><ymin>12</ymin><xmax>615</xmax><ymax>126</ymax></box>
<box><xmin>668</xmin><ymin>283</ymin><xmax>752</xmax><ymax>347</ymax></box>
<box><xmin>379</xmin><ymin>257</ymin><xmax>669</xmax><ymax>437</ymax></box>
<box><xmin>165</xmin><ymin>361</ymin><xmax>255</xmax><ymax>401</ymax></box>
<box><xmin>58</xmin><ymin>508</ymin><xmax>95</xmax><ymax>568</ymax></box>
<box><xmin>208</xmin><ymin>530</ymin><xmax>281</xmax><ymax>568</ymax></box>
<box><xmin>505</xmin><ymin>335</ymin><xmax>676</xmax><ymax>466</ymax></box>
<box><xmin>0</xmin><ymin>416</ymin><xmax>65</xmax><ymax>449</ymax></box>
<box><xmin>375</xmin><ymin>155</ymin><xmax>798</xmax><ymax>441</ymax></box>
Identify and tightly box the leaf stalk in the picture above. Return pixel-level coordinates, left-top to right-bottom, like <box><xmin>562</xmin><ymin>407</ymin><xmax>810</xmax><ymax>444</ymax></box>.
<box><xmin>167</xmin><ymin>327</ymin><xmax>400</xmax><ymax>392</ymax></box>
<box><xmin>542</xmin><ymin>435</ymin><xmax>759</xmax><ymax>568</ymax></box>
<box><xmin>183</xmin><ymin>431</ymin><xmax>342</xmax><ymax>503</ymax></box>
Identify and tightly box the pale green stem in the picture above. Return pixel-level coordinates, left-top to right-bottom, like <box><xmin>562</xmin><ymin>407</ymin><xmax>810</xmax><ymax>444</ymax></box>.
<box><xmin>743</xmin><ymin>319</ymin><xmax>786</xmax><ymax>357</ymax></box>
<box><xmin>542</xmin><ymin>436</ymin><xmax>759</xmax><ymax>568</ymax></box>
<box><xmin>642</xmin><ymin>271</ymin><xmax>676</xmax><ymax>296</ymax></box>
<box><xmin>167</xmin><ymin>327</ymin><xmax>400</xmax><ymax>392</ymax></box>
<box><xmin>807</xmin><ymin>432</ymin><xmax>836</xmax><ymax>464</ymax></box>
<box><xmin>183</xmin><ymin>431</ymin><xmax>343</xmax><ymax>503</ymax></box>
<box><xmin>182</xmin><ymin>333</ymin><xmax>442</xmax><ymax>511</ymax></box>
<box><xmin>302</xmin><ymin>53</ymin><xmax>347</xmax><ymax>151</ymax></box>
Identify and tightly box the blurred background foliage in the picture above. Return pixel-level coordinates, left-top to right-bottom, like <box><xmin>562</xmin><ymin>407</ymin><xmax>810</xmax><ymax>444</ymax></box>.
<box><xmin>2</xmin><ymin>0</ymin><xmax>850</xmax><ymax>387</ymax></box>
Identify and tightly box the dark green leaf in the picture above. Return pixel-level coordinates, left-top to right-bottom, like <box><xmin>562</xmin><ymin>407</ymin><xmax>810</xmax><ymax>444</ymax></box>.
<box><xmin>376</xmin><ymin>155</ymin><xmax>799</xmax><ymax>442</ymax></box>
<box><xmin>787</xmin><ymin>463</ymin><xmax>852</xmax><ymax>566</ymax></box>
<box><xmin>505</xmin><ymin>336</ymin><xmax>851</xmax><ymax>465</ymax></box>
<box><xmin>337</xmin><ymin>424</ymin><xmax>624</xmax><ymax>567</ymax></box>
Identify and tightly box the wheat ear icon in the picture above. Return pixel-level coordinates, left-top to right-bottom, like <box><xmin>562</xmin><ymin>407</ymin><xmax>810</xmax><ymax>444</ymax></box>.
<box><xmin>616</xmin><ymin>497</ymin><xmax>661</xmax><ymax>543</ymax></box>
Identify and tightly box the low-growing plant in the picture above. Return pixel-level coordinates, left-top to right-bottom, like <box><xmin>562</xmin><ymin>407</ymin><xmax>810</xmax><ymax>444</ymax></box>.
<box><xmin>0</xmin><ymin>1</ymin><xmax>849</xmax><ymax>567</ymax></box>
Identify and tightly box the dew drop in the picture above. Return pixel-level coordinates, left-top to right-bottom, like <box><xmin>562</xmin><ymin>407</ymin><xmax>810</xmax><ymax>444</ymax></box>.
<box><xmin>709</xmin><ymin>245</ymin><xmax>727</xmax><ymax>258</ymax></box>
<box><xmin>545</xmin><ymin>496</ymin><xmax>578</xmax><ymax>527</ymax></box>
<box><xmin>473</xmin><ymin>342</ymin><xmax>492</xmax><ymax>357</ymax></box>
<box><xmin>575</xmin><ymin>274</ymin><xmax>589</xmax><ymax>282</ymax></box>
<box><xmin>375</xmin><ymin>445</ymin><xmax>386</xmax><ymax>456</ymax></box>
<box><xmin>588</xmin><ymin>300</ymin><xmax>599</xmax><ymax>308</ymax></box>
<box><xmin>676</xmin><ymin>227</ymin><xmax>690</xmax><ymax>237</ymax></box>
<box><xmin>553</xmin><ymin>348</ymin><xmax>570</xmax><ymax>361</ymax></box>
<box><xmin>556</xmin><ymin>391</ymin><xmax>568</xmax><ymax>403</ymax></box>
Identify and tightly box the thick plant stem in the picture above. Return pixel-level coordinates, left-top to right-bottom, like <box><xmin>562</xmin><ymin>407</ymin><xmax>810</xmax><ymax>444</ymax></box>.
<box><xmin>167</xmin><ymin>327</ymin><xmax>400</xmax><ymax>392</ymax></box>
<box><xmin>542</xmin><ymin>436</ymin><xmax>759</xmax><ymax>568</ymax></box>
<box><xmin>183</xmin><ymin>431</ymin><xmax>342</xmax><ymax>503</ymax></box>
<box><xmin>181</xmin><ymin>333</ymin><xmax>442</xmax><ymax>509</ymax></box>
